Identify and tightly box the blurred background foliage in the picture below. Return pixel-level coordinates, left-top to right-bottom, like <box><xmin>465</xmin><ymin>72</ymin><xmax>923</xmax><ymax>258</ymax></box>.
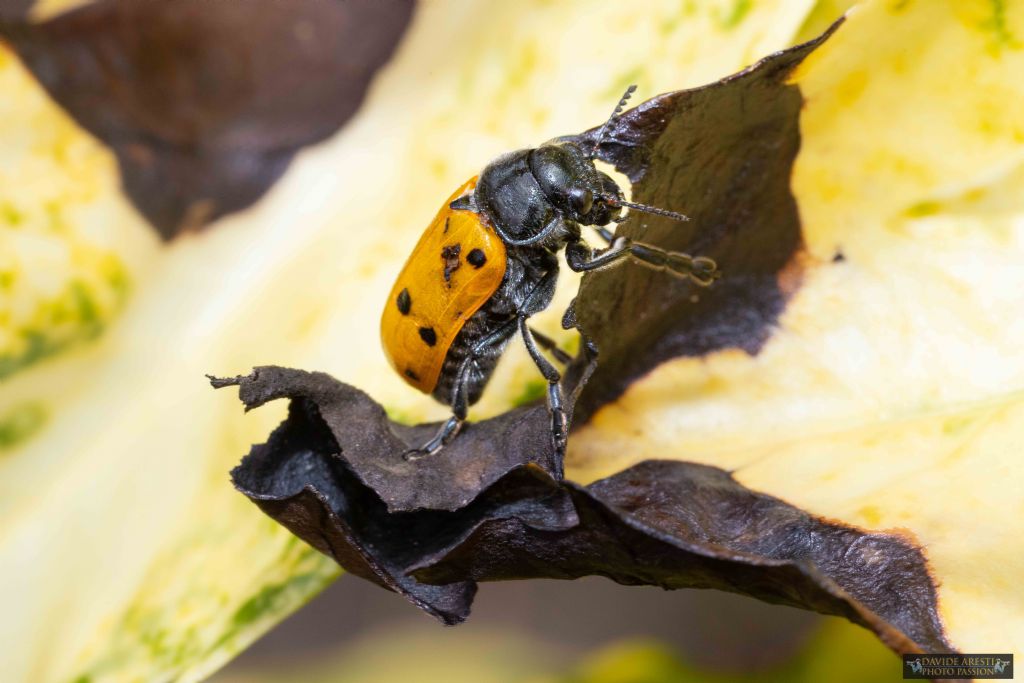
<box><xmin>212</xmin><ymin>582</ymin><xmax>900</xmax><ymax>683</ymax></box>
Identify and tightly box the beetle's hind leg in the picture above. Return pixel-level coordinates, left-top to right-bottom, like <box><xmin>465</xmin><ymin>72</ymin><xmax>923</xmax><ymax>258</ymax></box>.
<box><xmin>405</xmin><ymin>369</ymin><xmax>471</xmax><ymax>459</ymax></box>
<box><xmin>404</xmin><ymin>318</ymin><xmax>517</xmax><ymax>461</ymax></box>
<box><xmin>408</xmin><ymin>414</ymin><xmax>463</xmax><ymax>460</ymax></box>
<box><xmin>518</xmin><ymin>316</ymin><xmax>568</xmax><ymax>480</ymax></box>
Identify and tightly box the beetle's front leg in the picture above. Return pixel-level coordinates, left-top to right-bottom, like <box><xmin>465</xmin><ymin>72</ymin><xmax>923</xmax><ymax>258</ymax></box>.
<box><xmin>592</xmin><ymin>226</ymin><xmax>615</xmax><ymax>244</ymax></box>
<box><xmin>566</xmin><ymin>238</ymin><xmax>720</xmax><ymax>286</ymax></box>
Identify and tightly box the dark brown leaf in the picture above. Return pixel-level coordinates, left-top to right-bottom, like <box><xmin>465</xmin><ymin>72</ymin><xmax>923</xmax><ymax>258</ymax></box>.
<box><xmin>0</xmin><ymin>0</ymin><xmax>32</xmax><ymax>22</ymax></box>
<box><xmin>215</xmin><ymin>366</ymin><xmax>950</xmax><ymax>653</ymax></box>
<box><xmin>1</xmin><ymin>0</ymin><xmax>413</xmax><ymax>238</ymax></box>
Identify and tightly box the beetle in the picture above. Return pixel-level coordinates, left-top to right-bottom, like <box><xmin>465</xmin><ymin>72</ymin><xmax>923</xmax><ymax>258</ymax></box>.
<box><xmin>381</xmin><ymin>86</ymin><xmax>719</xmax><ymax>473</ymax></box>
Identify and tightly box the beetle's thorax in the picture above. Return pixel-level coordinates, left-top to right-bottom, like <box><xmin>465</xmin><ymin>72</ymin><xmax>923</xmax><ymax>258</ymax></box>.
<box><xmin>475</xmin><ymin>149</ymin><xmax>556</xmax><ymax>241</ymax></box>
<box><xmin>475</xmin><ymin>141</ymin><xmax>621</xmax><ymax>252</ymax></box>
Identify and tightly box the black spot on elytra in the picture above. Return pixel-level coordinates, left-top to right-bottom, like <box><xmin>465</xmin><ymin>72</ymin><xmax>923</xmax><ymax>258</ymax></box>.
<box><xmin>396</xmin><ymin>288</ymin><xmax>411</xmax><ymax>315</ymax></box>
<box><xmin>832</xmin><ymin>250</ymin><xmax>845</xmax><ymax>263</ymax></box>
<box><xmin>442</xmin><ymin>244</ymin><xmax>462</xmax><ymax>284</ymax></box>
<box><xmin>404</xmin><ymin>368</ymin><xmax>420</xmax><ymax>381</ymax></box>
<box><xmin>419</xmin><ymin>326</ymin><xmax>437</xmax><ymax>346</ymax></box>
<box><xmin>443</xmin><ymin>217</ymin><xmax>451</xmax><ymax>234</ymax></box>
<box><xmin>467</xmin><ymin>248</ymin><xmax>487</xmax><ymax>268</ymax></box>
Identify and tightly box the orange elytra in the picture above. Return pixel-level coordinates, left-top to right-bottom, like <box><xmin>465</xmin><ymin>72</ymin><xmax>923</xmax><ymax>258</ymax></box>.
<box><xmin>380</xmin><ymin>177</ymin><xmax>507</xmax><ymax>394</ymax></box>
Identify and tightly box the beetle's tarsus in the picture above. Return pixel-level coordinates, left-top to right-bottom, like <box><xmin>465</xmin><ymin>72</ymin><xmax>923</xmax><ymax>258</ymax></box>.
<box><xmin>549</xmin><ymin>382</ymin><xmax>568</xmax><ymax>481</ymax></box>
<box><xmin>407</xmin><ymin>415</ymin><xmax>463</xmax><ymax>461</ymax></box>
<box><xmin>566</xmin><ymin>235</ymin><xmax>720</xmax><ymax>286</ymax></box>
<box><xmin>402</xmin><ymin>448</ymin><xmax>430</xmax><ymax>462</ymax></box>
<box><xmin>687</xmin><ymin>256</ymin><xmax>721</xmax><ymax>286</ymax></box>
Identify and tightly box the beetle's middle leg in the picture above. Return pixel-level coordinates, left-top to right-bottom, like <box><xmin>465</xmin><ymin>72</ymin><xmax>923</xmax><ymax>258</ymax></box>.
<box><xmin>518</xmin><ymin>315</ymin><xmax>567</xmax><ymax>479</ymax></box>
<box><xmin>512</xmin><ymin>267</ymin><xmax>571</xmax><ymax>477</ymax></box>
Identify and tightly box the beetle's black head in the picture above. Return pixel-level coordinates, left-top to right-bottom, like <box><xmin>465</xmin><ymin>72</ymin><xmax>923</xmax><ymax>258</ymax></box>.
<box><xmin>528</xmin><ymin>141</ymin><xmax>623</xmax><ymax>226</ymax></box>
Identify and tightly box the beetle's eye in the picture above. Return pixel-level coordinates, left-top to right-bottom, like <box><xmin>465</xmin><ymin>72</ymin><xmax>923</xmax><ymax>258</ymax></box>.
<box><xmin>569</xmin><ymin>188</ymin><xmax>593</xmax><ymax>215</ymax></box>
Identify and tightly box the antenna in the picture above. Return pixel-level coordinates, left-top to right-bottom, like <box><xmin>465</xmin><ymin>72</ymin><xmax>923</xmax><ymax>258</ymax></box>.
<box><xmin>602</xmin><ymin>195</ymin><xmax>690</xmax><ymax>223</ymax></box>
<box><xmin>591</xmin><ymin>86</ymin><xmax>690</xmax><ymax>224</ymax></box>
<box><xmin>590</xmin><ymin>84</ymin><xmax>636</xmax><ymax>159</ymax></box>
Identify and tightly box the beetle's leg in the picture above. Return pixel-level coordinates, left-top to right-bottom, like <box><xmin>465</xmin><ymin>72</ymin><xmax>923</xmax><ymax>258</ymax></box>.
<box><xmin>626</xmin><ymin>241</ymin><xmax>720</xmax><ymax>285</ymax></box>
<box><xmin>414</xmin><ymin>358</ymin><xmax>474</xmax><ymax>454</ymax></box>
<box><xmin>589</xmin><ymin>225</ymin><xmax>610</xmax><ymax>244</ymax></box>
<box><xmin>561</xmin><ymin>297</ymin><xmax>578</xmax><ymax>330</ymax></box>
<box><xmin>404</xmin><ymin>318</ymin><xmax>518</xmax><ymax>461</ymax></box>
<box><xmin>566</xmin><ymin>237</ymin><xmax>720</xmax><ymax>286</ymax></box>
<box><xmin>408</xmin><ymin>268</ymin><xmax>565</xmax><ymax>465</ymax></box>
<box><xmin>555</xmin><ymin>296</ymin><xmax>602</xmax><ymax>439</ymax></box>
<box><xmin>518</xmin><ymin>316</ymin><xmax>567</xmax><ymax>479</ymax></box>
<box><xmin>592</xmin><ymin>226</ymin><xmax>615</xmax><ymax>244</ymax></box>
<box><xmin>508</xmin><ymin>268</ymin><xmax>570</xmax><ymax>477</ymax></box>
<box><xmin>528</xmin><ymin>327</ymin><xmax>573</xmax><ymax>366</ymax></box>
<box><xmin>495</xmin><ymin>214</ymin><xmax>565</xmax><ymax>247</ymax></box>
<box><xmin>567</xmin><ymin>332</ymin><xmax>600</xmax><ymax>416</ymax></box>
<box><xmin>410</xmin><ymin>415</ymin><xmax>463</xmax><ymax>460</ymax></box>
